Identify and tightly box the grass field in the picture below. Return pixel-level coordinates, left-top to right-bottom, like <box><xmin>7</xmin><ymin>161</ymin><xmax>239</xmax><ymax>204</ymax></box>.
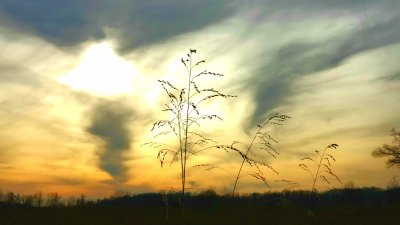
<box><xmin>1</xmin><ymin>187</ymin><xmax>399</xmax><ymax>225</ymax></box>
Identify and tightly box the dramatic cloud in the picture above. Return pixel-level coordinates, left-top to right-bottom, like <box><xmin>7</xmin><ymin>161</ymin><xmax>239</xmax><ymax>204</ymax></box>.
<box><xmin>87</xmin><ymin>100</ymin><xmax>135</xmax><ymax>183</ymax></box>
<box><xmin>248</xmin><ymin>11</ymin><xmax>400</xmax><ymax>127</ymax></box>
<box><xmin>0</xmin><ymin>0</ymin><xmax>235</xmax><ymax>52</ymax></box>
<box><xmin>1</xmin><ymin>0</ymin><xmax>400</xmax><ymax>195</ymax></box>
<box><xmin>0</xmin><ymin>0</ymin><xmax>103</xmax><ymax>47</ymax></box>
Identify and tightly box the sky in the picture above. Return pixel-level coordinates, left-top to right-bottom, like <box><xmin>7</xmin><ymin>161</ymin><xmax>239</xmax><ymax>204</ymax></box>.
<box><xmin>0</xmin><ymin>0</ymin><xmax>399</xmax><ymax>197</ymax></box>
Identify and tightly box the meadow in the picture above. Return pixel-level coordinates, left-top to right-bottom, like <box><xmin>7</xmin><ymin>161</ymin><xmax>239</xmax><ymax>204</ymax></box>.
<box><xmin>1</xmin><ymin>187</ymin><xmax>400</xmax><ymax>225</ymax></box>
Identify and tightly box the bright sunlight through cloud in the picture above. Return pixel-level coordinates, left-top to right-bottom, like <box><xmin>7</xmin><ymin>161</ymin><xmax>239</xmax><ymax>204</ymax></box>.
<box><xmin>59</xmin><ymin>42</ymin><xmax>137</xmax><ymax>97</ymax></box>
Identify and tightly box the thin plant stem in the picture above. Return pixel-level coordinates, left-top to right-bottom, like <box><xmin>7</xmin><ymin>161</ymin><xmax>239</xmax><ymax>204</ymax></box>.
<box><xmin>182</xmin><ymin>51</ymin><xmax>193</xmax><ymax>197</ymax></box>
<box><xmin>299</xmin><ymin>144</ymin><xmax>340</xmax><ymax>192</ymax></box>
<box><xmin>178</xmin><ymin>99</ymin><xmax>184</xmax><ymax>198</ymax></box>
<box><xmin>312</xmin><ymin>146</ymin><xmax>328</xmax><ymax>192</ymax></box>
<box><xmin>232</xmin><ymin>116</ymin><xmax>276</xmax><ymax>196</ymax></box>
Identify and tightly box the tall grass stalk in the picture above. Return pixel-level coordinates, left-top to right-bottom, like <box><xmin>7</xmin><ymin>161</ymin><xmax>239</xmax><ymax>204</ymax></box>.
<box><xmin>143</xmin><ymin>49</ymin><xmax>236</xmax><ymax>199</ymax></box>
<box><xmin>194</xmin><ymin>114</ymin><xmax>291</xmax><ymax>195</ymax></box>
<box><xmin>299</xmin><ymin>144</ymin><xmax>342</xmax><ymax>192</ymax></box>
<box><xmin>231</xmin><ymin>114</ymin><xmax>290</xmax><ymax>196</ymax></box>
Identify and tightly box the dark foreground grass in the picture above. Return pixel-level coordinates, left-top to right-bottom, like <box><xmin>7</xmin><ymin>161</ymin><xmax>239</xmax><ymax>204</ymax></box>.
<box><xmin>1</xmin><ymin>188</ymin><xmax>400</xmax><ymax>225</ymax></box>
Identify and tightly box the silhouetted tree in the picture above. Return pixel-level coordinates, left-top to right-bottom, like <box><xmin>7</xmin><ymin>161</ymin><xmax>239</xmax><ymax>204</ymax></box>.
<box><xmin>76</xmin><ymin>194</ymin><xmax>86</xmax><ymax>206</ymax></box>
<box><xmin>33</xmin><ymin>192</ymin><xmax>44</xmax><ymax>207</ymax></box>
<box><xmin>21</xmin><ymin>194</ymin><xmax>35</xmax><ymax>207</ymax></box>
<box><xmin>387</xmin><ymin>176</ymin><xmax>400</xmax><ymax>190</ymax></box>
<box><xmin>5</xmin><ymin>192</ymin><xmax>16</xmax><ymax>205</ymax></box>
<box><xmin>343</xmin><ymin>181</ymin><xmax>355</xmax><ymax>190</ymax></box>
<box><xmin>46</xmin><ymin>193</ymin><xmax>62</xmax><ymax>207</ymax></box>
<box><xmin>372</xmin><ymin>129</ymin><xmax>400</xmax><ymax>167</ymax></box>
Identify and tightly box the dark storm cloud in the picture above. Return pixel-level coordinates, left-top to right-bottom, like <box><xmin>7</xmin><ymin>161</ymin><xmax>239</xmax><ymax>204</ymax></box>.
<box><xmin>87</xmin><ymin>100</ymin><xmax>134</xmax><ymax>182</ymax></box>
<box><xmin>248</xmin><ymin>13</ymin><xmax>400</xmax><ymax>127</ymax></box>
<box><xmin>0</xmin><ymin>0</ymin><xmax>234</xmax><ymax>52</ymax></box>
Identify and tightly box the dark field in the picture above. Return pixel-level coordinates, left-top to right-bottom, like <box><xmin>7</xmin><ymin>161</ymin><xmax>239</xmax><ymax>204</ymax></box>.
<box><xmin>1</xmin><ymin>187</ymin><xmax>400</xmax><ymax>225</ymax></box>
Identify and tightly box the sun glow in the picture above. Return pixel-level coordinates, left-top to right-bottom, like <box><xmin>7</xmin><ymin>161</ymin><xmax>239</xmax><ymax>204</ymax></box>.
<box><xmin>59</xmin><ymin>42</ymin><xmax>138</xmax><ymax>96</ymax></box>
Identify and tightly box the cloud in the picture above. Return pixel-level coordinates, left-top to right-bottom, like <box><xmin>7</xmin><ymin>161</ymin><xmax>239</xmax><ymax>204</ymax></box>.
<box><xmin>1</xmin><ymin>0</ymin><xmax>400</xmax><ymax>194</ymax></box>
<box><xmin>248</xmin><ymin>12</ymin><xmax>400</xmax><ymax>127</ymax></box>
<box><xmin>0</xmin><ymin>0</ymin><xmax>105</xmax><ymax>47</ymax></box>
<box><xmin>0</xmin><ymin>63</ymin><xmax>55</xmax><ymax>122</ymax></box>
<box><xmin>0</xmin><ymin>61</ymin><xmax>92</xmax><ymax>125</ymax></box>
<box><xmin>0</xmin><ymin>0</ymin><xmax>235</xmax><ymax>52</ymax></box>
<box><xmin>0</xmin><ymin>64</ymin><xmax>43</xmax><ymax>86</ymax></box>
<box><xmin>87</xmin><ymin>100</ymin><xmax>135</xmax><ymax>183</ymax></box>
<box><xmin>1</xmin><ymin>0</ymin><xmax>399</xmax><ymax>56</ymax></box>
<box><xmin>384</xmin><ymin>72</ymin><xmax>400</xmax><ymax>81</ymax></box>
<box><xmin>53</xmin><ymin>177</ymin><xmax>84</xmax><ymax>186</ymax></box>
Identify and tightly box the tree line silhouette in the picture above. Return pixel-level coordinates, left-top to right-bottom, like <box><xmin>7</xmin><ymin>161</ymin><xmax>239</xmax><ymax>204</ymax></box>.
<box><xmin>0</xmin><ymin>187</ymin><xmax>399</xmax><ymax>225</ymax></box>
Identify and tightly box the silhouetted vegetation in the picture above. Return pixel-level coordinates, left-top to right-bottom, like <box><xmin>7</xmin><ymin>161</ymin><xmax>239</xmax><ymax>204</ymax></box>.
<box><xmin>0</xmin><ymin>187</ymin><xmax>399</xmax><ymax>225</ymax></box>
<box><xmin>193</xmin><ymin>114</ymin><xmax>292</xmax><ymax>196</ymax></box>
<box><xmin>143</xmin><ymin>49</ymin><xmax>236</xmax><ymax>199</ymax></box>
<box><xmin>299</xmin><ymin>144</ymin><xmax>342</xmax><ymax>192</ymax></box>
<box><xmin>227</xmin><ymin>114</ymin><xmax>291</xmax><ymax>196</ymax></box>
<box><xmin>143</xmin><ymin>49</ymin><xmax>295</xmax><ymax>204</ymax></box>
<box><xmin>372</xmin><ymin>128</ymin><xmax>400</xmax><ymax>167</ymax></box>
